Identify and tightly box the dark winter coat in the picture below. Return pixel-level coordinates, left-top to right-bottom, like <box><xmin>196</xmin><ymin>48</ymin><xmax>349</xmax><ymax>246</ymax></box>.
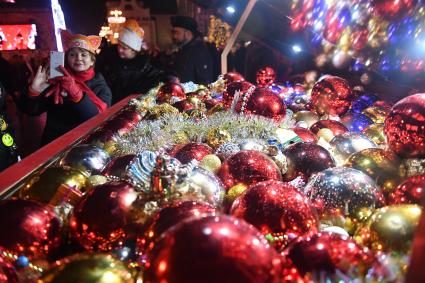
<box><xmin>21</xmin><ymin>73</ymin><xmax>111</xmax><ymax>145</ymax></box>
<box><xmin>96</xmin><ymin>45</ymin><xmax>162</xmax><ymax>104</ymax></box>
<box><xmin>0</xmin><ymin>82</ymin><xmax>19</xmax><ymax>172</ymax></box>
<box><xmin>170</xmin><ymin>37</ymin><xmax>214</xmax><ymax>85</ymax></box>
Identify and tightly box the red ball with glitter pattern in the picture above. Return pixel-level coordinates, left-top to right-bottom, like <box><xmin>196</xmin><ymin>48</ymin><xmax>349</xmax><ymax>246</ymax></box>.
<box><xmin>218</xmin><ymin>150</ymin><xmax>282</xmax><ymax>190</ymax></box>
<box><xmin>384</xmin><ymin>93</ymin><xmax>425</xmax><ymax>158</ymax></box>
<box><xmin>144</xmin><ymin>215</ymin><xmax>282</xmax><ymax>283</ymax></box>
<box><xmin>223</xmin><ymin>81</ymin><xmax>255</xmax><ymax>110</ymax></box>
<box><xmin>70</xmin><ymin>181</ymin><xmax>147</xmax><ymax>251</ymax></box>
<box><xmin>244</xmin><ymin>87</ymin><xmax>286</xmax><ymax>122</ymax></box>
<box><xmin>311</xmin><ymin>75</ymin><xmax>355</xmax><ymax>116</ymax></box>
<box><xmin>388</xmin><ymin>175</ymin><xmax>425</xmax><ymax>205</ymax></box>
<box><xmin>138</xmin><ymin>200</ymin><xmax>216</xmax><ymax>253</ymax></box>
<box><xmin>256</xmin><ymin>67</ymin><xmax>276</xmax><ymax>87</ymax></box>
<box><xmin>283</xmin><ymin>232</ymin><xmax>377</xmax><ymax>277</ymax></box>
<box><xmin>230</xmin><ymin>180</ymin><xmax>319</xmax><ymax>249</ymax></box>
<box><xmin>0</xmin><ymin>199</ymin><xmax>62</xmax><ymax>259</ymax></box>
<box><xmin>157</xmin><ymin>83</ymin><xmax>186</xmax><ymax>104</ymax></box>
<box><xmin>171</xmin><ymin>142</ymin><xmax>213</xmax><ymax>164</ymax></box>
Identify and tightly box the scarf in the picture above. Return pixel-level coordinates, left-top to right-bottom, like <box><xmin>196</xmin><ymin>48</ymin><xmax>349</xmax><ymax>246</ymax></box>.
<box><xmin>67</xmin><ymin>67</ymin><xmax>107</xmax><ymax>112</ymax></box>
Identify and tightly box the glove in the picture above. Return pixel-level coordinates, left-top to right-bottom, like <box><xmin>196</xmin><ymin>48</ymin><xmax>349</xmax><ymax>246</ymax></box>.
<box><xmin>44</xmin><ymin>83</ymin><xmax>63</xmax><ymax>105</ymax></box>
<box><xmin>47</xmin><ymin>66</ymin><xmax>83</xmax><ymax>103</ymax></box>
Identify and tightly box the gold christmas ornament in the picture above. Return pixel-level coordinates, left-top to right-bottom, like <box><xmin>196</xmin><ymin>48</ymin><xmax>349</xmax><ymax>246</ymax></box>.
<box><xmin>20</xmin><ymin>166</ymin><xmax>88</xmax><ymax>207</ymax></box>
<box><xmin>354</xmin><ymin>204</ymin><xmax>422</xmax><ymax>253</ymax></box>
<box><xmin>362</xmin><ymin>106</ymin><xmax>390</xmax><ymax>124</ymax></box>
<box><xmin>363</xmin><ymin>123</ymin><xmax>386</xmax><ymax>146</ymax></box>
<box><xmin>345</xmin><ymin>148</ymin><xmax>404</xmax><ymax>195</ymax></box>
<box><xmin>293</xmin><ymin>111</ymin><xmax>319</xmax><ymax>128</ymax></box>
<box><xmin>225</xmin><ymin>183</ymin><xmax>248</xmax><ymax>208</ymax></box>
<box><xmin>199</xmin><ymin>154</ymin><xmax>222</xmax><ymax>174</ymax></box>
<box><xmin>205</xmin><ymin>128</ymin><xmax>232</xmax><ymax>149</ymax></box>
<box><xmin>38</xmin><ymin>253</ymin><xmax>135</xmax><ymax>283</ymax></box>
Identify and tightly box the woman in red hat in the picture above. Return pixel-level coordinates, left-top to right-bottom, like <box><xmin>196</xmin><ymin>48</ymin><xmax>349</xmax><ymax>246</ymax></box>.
<box><xmin>22</xmin><ymin>30</ymin><xmax>112</xmax><ymax>145</ymax></box>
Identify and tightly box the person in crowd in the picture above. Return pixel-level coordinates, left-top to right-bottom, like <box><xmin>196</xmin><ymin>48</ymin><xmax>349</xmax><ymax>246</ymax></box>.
<box><xmin>0</xmin><ymin>81</ymin><xmax>20</xmax><ymax>172</ymax></box>
<box><xmin>22</xmin><ymin>30</ymin><xmax>111</xmax><ymax>145</ymax></box>
<box><xmin>168</xmin><ymin>15</ymin><xmax>214</xmax><ymax>84</ymax></box>
<box><xmin>96</xmin><ymin>19</ymin><xmax>162</xmax><ymax>104</ymax></box>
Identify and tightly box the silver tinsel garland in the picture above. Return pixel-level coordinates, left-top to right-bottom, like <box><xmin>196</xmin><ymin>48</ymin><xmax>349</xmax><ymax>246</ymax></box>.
<box><xmin>114</xmin><ymin>111</ymin><xmax>295</xmax><ymax>156</ymax></box>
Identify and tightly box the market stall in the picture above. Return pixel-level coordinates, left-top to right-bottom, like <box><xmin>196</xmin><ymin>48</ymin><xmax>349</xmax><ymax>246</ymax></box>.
<box><xmin>0</xmin><ymin>0</ymin><xmax>424</xmax><ymax>282</ymax></box>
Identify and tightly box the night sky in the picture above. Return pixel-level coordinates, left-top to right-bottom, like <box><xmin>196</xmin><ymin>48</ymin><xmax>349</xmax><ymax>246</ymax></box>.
<box><xmin>59</xmin><ymin>0</ymin><xmax>108</xmax><ymax>35</ymax></box>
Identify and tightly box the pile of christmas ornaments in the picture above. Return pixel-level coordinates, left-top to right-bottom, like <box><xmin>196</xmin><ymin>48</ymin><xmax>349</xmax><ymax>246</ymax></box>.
<box><xmin>0</xmin><ymin>67</ymin><xmax>424</xmax><ymax>282</ymax></box>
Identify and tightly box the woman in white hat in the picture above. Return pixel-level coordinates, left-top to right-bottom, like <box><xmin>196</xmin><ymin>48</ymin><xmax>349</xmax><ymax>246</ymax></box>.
<box><xmin>96</xmin><ymin>19</ymin><xmax>162</xmax><ymax>104</ymax></box>
<box><xmin>22</xmin><ymin>30</ymin><xmax>112</xmax><ymax>145</ymax></box>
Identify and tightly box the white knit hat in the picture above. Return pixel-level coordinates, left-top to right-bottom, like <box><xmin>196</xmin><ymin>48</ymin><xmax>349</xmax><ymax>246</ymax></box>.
<box><xmin>119</xmin><ymin>19</ymin><xmax>144</xmax><ymax>52</ymax></box>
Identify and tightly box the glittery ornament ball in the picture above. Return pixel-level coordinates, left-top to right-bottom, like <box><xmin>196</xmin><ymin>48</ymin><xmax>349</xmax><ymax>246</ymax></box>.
<box><xmin>311</xmin><ymin>75</ymin><xmax>355</xmax><ymax>116</ymax></box>
<box><xmin>171</xmin><ymin>142</ymin><xmax>213</xmax><ymax>164</ymax></box>
<box><xmin>218</xmin><ymin>150</ymin><xmax>282</xmax><ymax>189</ymax></box>
<box><xmin>244</xmin><ymin>87</ymin><xmax>286</xmax><ymax>122</ymax></box>
<box><xmin>384</xmin><ymin>93</ymin><xmax>425</xmax><ymax>158</ymax></box>
<box><xmin>199</xmin><ymin>154</ymin><xmax>222</xmax><ymax>173</ymax></box>
<box><xmin>231</xmin><ymin>180</ymin><xmax>319</xmax><ymax>248</ymax></box>
<box><xmin>304</xmin><ymin>167</ymin><xmax>385</xmax><ymax>233</ymax></box>
<box><xmin>388</xmin><ymin>175</ymin><xmax>425</xmax><ymax>205</ymax></box>
<box><xmin>70</xmin><ymin>181</ymin><xmax>154</xmax><ymax>251</ymax></box>
<box><xmin>144</xmin><ymin>215</ymin><xmax>282</xmax><ymax>283</ymax></box>
<box><xmin>0</xmin><ymin>199</ymin><xmax>62</xmax><ymax>259</ymax></box>
<box><xmin>283</xmin><ymin>232</ymin><xmax>377</xmax><ymax>278</ymax></box>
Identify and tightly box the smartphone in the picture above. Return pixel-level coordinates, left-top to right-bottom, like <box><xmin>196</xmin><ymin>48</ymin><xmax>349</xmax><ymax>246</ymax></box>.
<box><xmin>49</xmin><ymin>51</ymin><xmax>65</xmax><ymax>79</ymax></box>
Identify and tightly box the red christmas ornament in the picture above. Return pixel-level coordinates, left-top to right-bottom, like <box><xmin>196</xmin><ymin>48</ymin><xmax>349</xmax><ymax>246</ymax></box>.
<box><xmin>138</xmin><ymin>201</ymin><xmax>216</xmax><ymax>253</ymax></box>
<box><xmin>223</xmin><ymin>81</ymin><xmax>255</xmax><ymax>110</ymax></box>
<box><xmin>231</xmin><ymin>180</ymin><xmax>319</xmax><ymax>248</ymax></box>
<box><xmin>100</xmin><ymin>118</ymin><xmax>136</xmax><ymax>136</ymax></box>
<box><xmin>157</xmin><ymin>83</ymin><xmax>186</xmax><ymax>104</ymax></box>
<box><xmin>102</xmin><ymin>154</ymin><xmax>136</xmax><ymax>178</ymax></box>
<box><xmin>283</xmin><ymin>232</ymin><xmax>377</xmax><ymax>277</ymax></box>
<box><xmin>70</xmin><ymin>181</ymin><xmax>147</xmax><ymax>251</ymax></box>
<box><xmin>83</xmin><ymin>128</ymin><xmax>116</xmax><ymax>145</ymax></box>
<box><xmin>218</xmin><ymin>150</ymin><xmax>282</xmax><ymax>190</ymax></box>
<box><xmin>282</xmin><ymin>142</ymin><xmax>335</xmax><ymax>181</ymax></box>
<box><xmin>144</xmin><ymin>215</ymin><xmax>282</xmax><ymax>283</ymax></box>
<box><xmin>172</xmin><ymin>99</ymin><xmax>196</xmax><ymax>112</ymax></box>
<box><xmin>388</xmin><ymin>175</ymin><xmax>425</xmax><ymax>205</ymax></box>
<box><xmin>171</xmin><ymin>142</ymin><xmax>213</xmax><ymax>164</ymax></box>
<box><xmin>115</xmin><ymin>106</ymin><xmax>144</xmax><ymax>124</ymax></box>
<box><xmin>311</xmin><ymin>75</ymin><xmax>355</xmax><ymax>116</ymax></box>
<box><xmin>256</xmin><ymin>67</ymin><xmax>276</xmax><ymax>87</ymax></box>
<box><xmin>223</xmin><ymin>72</ymin><xmax>245</xmax><ymax>84</ymax></box>
<box><xmin>0</xmin><ymin>248</ymin><xmax>18</xmax><ymax>283</ymax></box>
<box><xmin>0</xmin><ymin>199</ymin><xmax>62</xmax><ymax>259</ymax></box>
<box><xmin>244</xmin><ymin>88</ymin><xmax>286</xmax><ymax>122</ymax></box>
<box><xmin>310</xmin><ymin>120</ymin><xmax>348</xmax><ymax>137</ymax></box>
<box><xmin>292</xmin><ymin>127</ymin><xmax>318</xmax><ymax>143</ymax></box>
<box><xmin>384</xmin><ymin>93</ymin><xmax>425</xmax><ymax>158</ymax></box>
<box><xmin>351</xmin><ymin>28</ymin><xmax>369</xmax><ymax>51</ymax></box>
<box><xmin>204</xmin><ymin>98</ymin><xmax>221</xmax><ymax>110</ymax></box>
<box><xmin>371</xmin><ymin>0</ymin><xmax>417</xmax><ymax>20</ymax></box>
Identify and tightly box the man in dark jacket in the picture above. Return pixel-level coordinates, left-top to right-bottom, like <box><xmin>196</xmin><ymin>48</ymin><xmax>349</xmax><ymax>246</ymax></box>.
<box><xmin>169</xmin><ymin>16</ymin><xmax>214</xmax><ymax>85</ymax></box>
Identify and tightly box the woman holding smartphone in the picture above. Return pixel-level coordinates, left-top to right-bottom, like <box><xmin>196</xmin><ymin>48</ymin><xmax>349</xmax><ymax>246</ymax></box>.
<box><xmin>23</xmin><ymin>30</ymin><xmax>112</xmax><ymax>145</ymax></box>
